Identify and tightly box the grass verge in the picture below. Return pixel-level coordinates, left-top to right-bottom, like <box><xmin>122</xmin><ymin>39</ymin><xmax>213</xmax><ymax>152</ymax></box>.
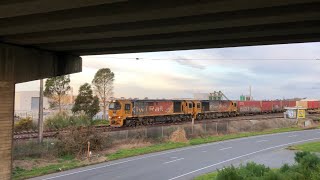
<box><xmin>288</xmin><ymin>141</ymin><xmax>320</xmax><ymax>152</ymax></box>
<box><xmin>13</xmin><ymin>160</ymin><xmax>80</xmax><ymax>180</ymax></box>
<box><xmin>14</xmin><ymin>126</ymin><xmax>313</xmax><ymax>179</ymax></box>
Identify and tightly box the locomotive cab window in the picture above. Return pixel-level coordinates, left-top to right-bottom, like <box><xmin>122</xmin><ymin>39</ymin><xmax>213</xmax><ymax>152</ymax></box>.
<box><xmin>188</xmin><ymin>103</ymin><xmax>193</xmax><ymax>108</ymax></box>
<box><xmin>109</xmin><ymin>102</ymin><xmax>121</xmax><ymax>110</ymax></box>
<box><xmin>125</xmin><ymin>104</ymin><xmax>131</xmax><ymax>110</ymax></box>
<box><xmin>197</xmin><ymin>103</ymin><xmax>201</xmax><ymax>108</ymax></box>
<box><xmin>234</xmin><ymin>103</ymin><xmax>237</xmax><ymax>107</ymax></box>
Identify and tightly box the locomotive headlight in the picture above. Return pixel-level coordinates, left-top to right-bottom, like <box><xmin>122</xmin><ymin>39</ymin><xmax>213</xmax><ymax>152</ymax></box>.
<box><xmin>118</xmin><ymin>116</ymin><xmax>121</xmax><ymax>119</ymax></box>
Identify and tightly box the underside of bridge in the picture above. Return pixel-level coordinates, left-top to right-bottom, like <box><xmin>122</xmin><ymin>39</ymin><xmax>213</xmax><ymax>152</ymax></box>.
<box><xmin>1</xmin><ymin>0</ymin><xmax>320</xmax><ymax>179</ymax></box>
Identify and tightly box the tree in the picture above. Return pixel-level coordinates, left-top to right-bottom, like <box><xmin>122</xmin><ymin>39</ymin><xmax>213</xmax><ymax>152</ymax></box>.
<box><xmin>92</xmin><ymin>68</ymin><xmax>115</xmax><ymax>120</ymax></box>
<box><xmin>44</xmin><ymin>75</ymin><xmax>71</xmax><ymax>113</ymax></box>
<box><xmin>72</xmin><ymin>83</ymin><xmax>100</xmax><ymax>119</ymax></box>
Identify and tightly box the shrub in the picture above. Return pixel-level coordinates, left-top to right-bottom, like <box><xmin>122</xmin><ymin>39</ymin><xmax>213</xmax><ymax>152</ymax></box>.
<box><xmin>216</xmin><ymin>165</ymin><xmax>243</xmax><ymax>180</ymax></box>
<box><xmin>14</xmin><ymin>117</ymin><xmax>37</xmax><ymax>132</ymax></box>
<box><xmin>45</xmin><ymin>112</ymin><xmax>71</xmax><ymax>130</ymax></box>
<box><xmin>45</xmin><ymin>113</ymin><xmax>92</xmax><ymax>130</ymax></box>
<box><xmin>56</xmin><ymin>127</ymin><xmax>112</xmax><ymax>157</ymax></box>
<box><xmin>212</xmin><ymin>152</ymin><xmax>320</xmax><ymax>180</ymax></box>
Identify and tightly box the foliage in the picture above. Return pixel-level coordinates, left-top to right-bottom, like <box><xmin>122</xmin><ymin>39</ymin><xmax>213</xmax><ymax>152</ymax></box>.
<box><xmin>44</xmin><ymin>75</ymin><xmax>71</xmax><ymax>112</ymax></box>
<box><xmin>45</xmin><ymin>112</ymin><xmax>71</xmax><ymax>130</ymax></box>
<box><xmin>72</xmin><ymin>83</ymin><xmax>100</xmax><ymax>119</ymax></box>
<box><xmin>194</xmin><ymin>151</ymin><xmax>320</xmax><ymax>180</ymax></box>
<box><xmin>45</xmin><ymin>113</ymin><xmax>91</xmax><ymax>130</ymax></box>
<box><xmin>14</xmin><ymin>117</ymin><xmax>37</xmax><ymax>132</ymax></box>
<box><xmin>92</xmin><ymin>68</ymin><xmax>114</xmax><ymax>119</ymax></box>
<box><xmin>56</xmin><ymin>127</ymin><xmax>112</xmax><ymax>156</ymax></box>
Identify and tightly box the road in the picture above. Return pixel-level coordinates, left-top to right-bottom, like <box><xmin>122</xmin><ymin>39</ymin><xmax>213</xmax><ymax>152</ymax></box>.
<box><xmin>31</xmin><ymin>129</ymin><xmax>320</xmax><ymax>180</ymax></box>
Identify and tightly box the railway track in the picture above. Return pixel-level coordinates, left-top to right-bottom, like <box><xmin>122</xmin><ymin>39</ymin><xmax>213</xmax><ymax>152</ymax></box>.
<box><xmin>14</xmin><ymin>113</ymin><xmax>284</xmax><ymax>140</ymax></box>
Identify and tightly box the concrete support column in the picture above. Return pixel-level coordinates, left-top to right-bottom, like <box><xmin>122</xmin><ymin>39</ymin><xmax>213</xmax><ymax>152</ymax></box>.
<box><xmin>0</xmin><ymin>81</ymin><xmax>14</xmax><ymax>179</ymax></box>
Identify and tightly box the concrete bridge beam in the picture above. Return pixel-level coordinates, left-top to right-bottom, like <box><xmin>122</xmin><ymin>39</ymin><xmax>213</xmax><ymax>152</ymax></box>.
<box><xmin>0</xmin><ymin>43</ymin><xmax>81</xmax><ymax>179</ymax></box>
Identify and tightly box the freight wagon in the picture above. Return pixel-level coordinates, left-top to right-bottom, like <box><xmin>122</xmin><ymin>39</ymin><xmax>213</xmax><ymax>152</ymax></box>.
<box><xmin>307</xmin><ymin>101</ymin><xmax>320</xmax><ymax>110</ymax></box>
<box><xmin>237</xmin><ymin>101</ymin><xmax>261</xmax><ymax>115</ymax></box>
<box><xmin>272</xmin><ymin>100</ymin><xmax>283</xmax><ymax>112</ymax></box>
<box><xmin>261</xmin><ymin>101</ymin><xmax>273</xmax><ymax>113</ymax></box>
<box><xmin>282</xmin><ymin>101</ymin><xmax>296</xmax><ymax>108</ymax></box>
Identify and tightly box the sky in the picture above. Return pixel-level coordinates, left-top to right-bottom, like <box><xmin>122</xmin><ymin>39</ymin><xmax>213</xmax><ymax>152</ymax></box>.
<box><xmin>16</xmin><ymin>42</ymin><xmax>320</xmax><ymax>100</ymax></box>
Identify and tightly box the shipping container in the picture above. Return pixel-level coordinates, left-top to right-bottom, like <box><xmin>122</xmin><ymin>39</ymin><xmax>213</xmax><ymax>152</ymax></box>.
<box><xmin>282</xmin><ymin>101</ymin><xmax>296</xmax><ymax>108</ymax></box>
<box><xmin>132</xmin><ymin>100</ymin><xmax>174</xmax><ymax>116</ymax></box>
<box><xmin>237</xmin><ymin>101</ymin><xmax>261</xmax><ymax>114</ymax></box>
<box><xmin>261</xmin><ymin>101</ymin><xmax>273</xmax><ymax>113</ymax></box>
<box><xmin>296</xmin><ymin>101</ymin><xmax>308</xmax><ymax>109</ymax></box>
<box><xmin>272</xmin><ymin>100</ymin><xmax>282</xmax><ymax>112</ymax></box>
<box><xmin>307</xmin><ymin>101</ymin><xmax>320</xmax><ymax>109</ymax></box>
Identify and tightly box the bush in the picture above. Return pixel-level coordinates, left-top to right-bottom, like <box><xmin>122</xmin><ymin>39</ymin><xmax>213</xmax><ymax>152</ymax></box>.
<box><xmin>45</xmin><ymin>113</ymin><xmax>92</xmax><ymax>130</ymax></box>
<box><xmin>45</xmin><ymin>112</ymin><xmax>71</xmax><ymax>130</ymax></box>
<box><xmin>56</xmin><ymin>127</ymin><xmax>112</xmax><ymax>157</ymax></box>
<box><xmin>14</xmin><ymin>117</ymin><xmax>37</xmax><ymax>132</ymax></box>
<box><xmin>211</xmin><ymin>152</ymin><xmax>320</xmax><ymax>180</ymax></box>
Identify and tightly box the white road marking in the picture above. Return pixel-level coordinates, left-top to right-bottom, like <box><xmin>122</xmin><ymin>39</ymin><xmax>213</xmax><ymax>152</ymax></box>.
<box><xmin>219</xmin><ymin>147</ymin><xmax>232</xmax><ymax>151</ymax></box>
<box><xmin>39</xmin><ymin>129</ymin><xmax>320</xmax><ymax>180</ymax></box>
<box><xmin>163</xmin><ymin>158</ymin><xmax>184</xmax><ymax>164</ymax></box>
<box><xmin>288</xmin><ymin>135</ymin><xmax>298</xmax><ymax>138</ymax></box>
<box><xmin>167</xmin><ymin>137</ymin><xmax>320</xmax><ymax>180</ymax></box>
<box><xmin>202</xmin><ymin>151</ymin><xmax>207</xmax><ymax>153</ymax></box>
<box><xmin>171</xmin><ymin>157</ymin><xmax>178</xmax><ymax>159</ymax></box>
<box><xmin>256</xmin><ymin>140</ymin><xmax>268</xmax><ymax>143</ymax></box>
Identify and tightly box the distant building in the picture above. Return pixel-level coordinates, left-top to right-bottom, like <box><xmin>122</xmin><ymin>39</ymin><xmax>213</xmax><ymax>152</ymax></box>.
<box><xmin>15</xmin><ymin>91</ymin><xmax>49</xmax><ymax>112</ymax></box>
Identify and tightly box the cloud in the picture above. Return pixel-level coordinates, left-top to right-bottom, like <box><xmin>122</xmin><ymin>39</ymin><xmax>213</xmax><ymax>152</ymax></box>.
<box><xmin>16</xmin><ymin>42</ymin><xmax>320</xmax><ymax>100</ymax></box>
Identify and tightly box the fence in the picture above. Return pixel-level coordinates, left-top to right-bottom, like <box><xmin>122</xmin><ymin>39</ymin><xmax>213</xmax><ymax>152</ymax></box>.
<box><xmin>13</xmin><ymin>118</ymin><xmax>296</xmax><ymax>159</ymax></box>
<box><xmin>106</xmin><ymin>118</ymin><xmax>297</xmax><ymax>141</ymax></box>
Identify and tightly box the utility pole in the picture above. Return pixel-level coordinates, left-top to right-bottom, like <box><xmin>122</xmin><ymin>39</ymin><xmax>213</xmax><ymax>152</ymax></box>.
<box><xmin>38</xmin><ymin>79</ymin><xmax>44</xmax><ymax>143</ymax></box>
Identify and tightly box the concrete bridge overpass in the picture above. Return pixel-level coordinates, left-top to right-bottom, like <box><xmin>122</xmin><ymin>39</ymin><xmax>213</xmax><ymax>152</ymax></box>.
<box><xmin>1</xmin><ymin>0</ymin><xmax>320</xmax><ymax>179</ymax></box>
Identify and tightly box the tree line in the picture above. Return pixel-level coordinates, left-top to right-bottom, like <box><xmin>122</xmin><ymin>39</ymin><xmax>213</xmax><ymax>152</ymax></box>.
<box><xmin>44</xmin><ymin>68</ymin><xmax>114</xmax><ymax>120</ymax></box>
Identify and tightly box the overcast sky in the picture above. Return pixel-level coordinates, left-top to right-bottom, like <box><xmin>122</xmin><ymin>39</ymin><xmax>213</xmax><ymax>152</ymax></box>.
<box><xmin>16</xmin><ymin>42</ymin><xmax>320</xmax><ymax>100</ymax></box>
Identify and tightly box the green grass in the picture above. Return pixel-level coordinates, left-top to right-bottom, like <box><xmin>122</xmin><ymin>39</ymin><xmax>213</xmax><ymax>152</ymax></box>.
<box><xmin>290</xmin><ymin>141</ymin><xmax>320</xmax><ymax>152</ymax></box>
<box><xmin>13</xmin><ymin>126</ymin><xmax>310</xmax><ymax>179</ymax></box>
<box><xmin>13</xmin><ymin>160</ymin><xmax>80</xmax><ymax>180</ymax></box>
<box><xmin>92</xmin><ymin>119</ymin><xmax>109</xmax><ymax>126</ymax></box>
<box><xmin>193</xmin><ymin>171</ymin><xmax>218</xmax><ymax>180</ymax></box>
<box><xmin>189</xmin><ymin>127</ymin><xmax>301</xmax><ymax>145</ymax></box>
<box><xmin>107</xmin><ymin>142</ymin><xmax>187</xmax><ymax>160</ymax></box>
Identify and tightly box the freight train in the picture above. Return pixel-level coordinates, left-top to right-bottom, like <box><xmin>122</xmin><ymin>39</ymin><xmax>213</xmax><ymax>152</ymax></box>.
<box><xmin>108</xmin><ymin>99</ymin><xmax>319</xmax><ymax>127</ymax></box>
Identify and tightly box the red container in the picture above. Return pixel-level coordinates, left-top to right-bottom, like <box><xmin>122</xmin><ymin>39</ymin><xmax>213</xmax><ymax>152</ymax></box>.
<box><xmin>261</xmin><ymin>101</ymin><xmax>273</xmax><ymax>113</ymax></box>
<box><xmin>307</xmin><ymin>101</ymin><xmax>320</xmax><ymax>109</ymax></box>
<box><xmin>237</xmin><ymin>101</ymin><xmax>261</xmax><ymax>114</ymax></box>
<box><xmin>272</xmin><ymin>100</ymin><xmax>282</xmax><ymax>112</ymax></box>
<box><xmin>282</xmin><ymin>101</ymin><xmax>296</xmax><ymax>108</ymax></box>
<box><xmin>133</xmin><ymin>100</ymin><xmax>174</xmax><ymax>116</ymax></box>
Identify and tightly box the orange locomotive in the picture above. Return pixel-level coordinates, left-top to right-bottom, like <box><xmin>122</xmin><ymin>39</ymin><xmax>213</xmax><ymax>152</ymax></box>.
<box><xmin>108</xmin><ymin>99</ymin><xmax>237</xmax><ymax>127</ymax></box>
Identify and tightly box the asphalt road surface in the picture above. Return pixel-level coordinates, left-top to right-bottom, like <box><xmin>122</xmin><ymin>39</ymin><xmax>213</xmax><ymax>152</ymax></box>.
<box><xmin>31</xmin><ymin>129</ymin><xmax>320</xmax><ymax>180</ymax></box>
